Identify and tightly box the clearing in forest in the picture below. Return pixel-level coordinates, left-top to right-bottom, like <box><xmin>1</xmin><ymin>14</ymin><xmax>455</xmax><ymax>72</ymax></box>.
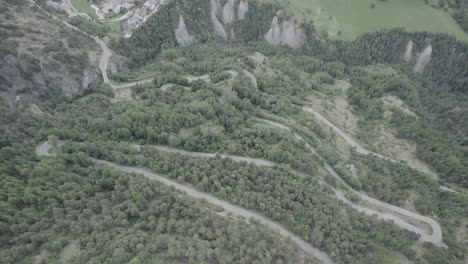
<box><xmin>71</xmin><ymin>0</ymin><xmax>97</xmax><ymax>18</ymax></box>
<box><xmin>266</xmin><ymin>0</ymin><xmax>468</xmax><ymax>41</ymax></box>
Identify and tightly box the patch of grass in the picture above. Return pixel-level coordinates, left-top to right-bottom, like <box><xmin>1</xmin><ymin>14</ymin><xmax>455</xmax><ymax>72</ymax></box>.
<box><xmin>48</xmin><ymin>147</ymin><xmax>62</xmax><ymax>155</ymax></box>
<box><xmin>107</xmin><ymin>20</ymin><xmax>122</xmax><ymax>38</ymax></box>
<box><xmin>71</xmin><ymin>0</ymin><xmax>97</xmax><ymax>18</ymax></box>
<box><xmin>266</xmin><ymin>0</ymin><xmax>468</xmax><ymax>41</ymax></box>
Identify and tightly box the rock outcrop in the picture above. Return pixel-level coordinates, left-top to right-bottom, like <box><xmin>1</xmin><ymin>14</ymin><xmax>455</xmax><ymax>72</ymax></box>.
<box><xmin>222</xmin><ymin>0</ymin><xmax>236</xmax><ymax>24</ymax></box>
<box><xmin>210</xmin><ymin>0</ymin><xmax>227</xmax><ymax>40</ymax></box>
<box><xmin>210</xmin><ymin>0</ymin><xmax>221</xmax><ymax>12</ymax></box>
<box><xmin>108</xmin><ymin>54</ymin><xmax>127</xmax><ymax>75</ymax></box>
<box><xmin>249</xmin><ymin>52</ymin><xmax>267</xmax><ymax>64</ymax></box>
<box><xmin>82</xmin><ymin>52</ymin><xmax>101</xmax><ymax>89</ymax></box>
<box><xmin>175</xmin><ymin>15</ymin><xmax>196</xmax><ymax>47</ymax></box>
<box><xmin>264</xmin><ymin>16</ymin><xmax>305</xmax><ymax>48</ymax></box>
<box><xmin>413</xmin><ymin>45</ymin><xmax>432</xmax><ymax>74</ymax></box>
<box><xmin>238</xmin><ymin>0</ymin><xmax>249</xmax><ymax>20</ymax></box>
<box><xmin>168</xmin><ymin>0</ymin><xmax>304</xmax><ymax>48</ymax></box>
<box><xmin>404</xmin><ymin>40</ymin><xmax>413</xmax><ymax>63</ymax></box>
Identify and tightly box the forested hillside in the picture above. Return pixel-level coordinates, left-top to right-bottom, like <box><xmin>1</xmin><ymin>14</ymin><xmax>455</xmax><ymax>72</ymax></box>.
<box><xmin>328</xmin><ymin>30</ymin><xmax>467</xmax><ymax>94</ymax></box>
<box><xmin>115</xmin><ymin>0</ymin><xmax>314</xmax><ymax>67</ymax></box>
<box><xmin>437</xmin><ymin>0</ymin><xmax>468</xmax><ymax>33</ymax></box>
<box><xmin>2</xmin><ymin>40</ymin><xmax>467</xmax><ymax>263</ymax></box>
<box><xmin>119</xmin><ymin>1</ymin><xmax>467</xmax><ymax>95</ymax></box>
<box><xmin>1</xmin><ymin>0</ymin><xmax>468</xmax><ymax>263</ymax></box>
<box><xmin>0</xmin><ymin>104</ymin><xmax>313</xmax><ymax>264</ymax></box>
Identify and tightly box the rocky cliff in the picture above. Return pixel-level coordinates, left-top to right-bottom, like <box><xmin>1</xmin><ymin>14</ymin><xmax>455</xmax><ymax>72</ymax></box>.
<box><xmin>175</xmin><ymin>15</ymin><xmax>196</xmax><ymax>47</ymax></box>
<box><xmin>403</xmin><ymin>40</ymin><xmax>433</xmax><ymax>74</ymax></box>
<box><xmin>128</xmin><ymin>0</ymin><xmax>307</xmax><ymax>60</ymax></box>
<box><xmin>413</xmin><ymin>45</ymin><xmax>432</xmax><ymax>74</ymax></box>
<box><xmin>264</xmin><ymin>14</ymin><xmax>306</xmax><ymax>48</ymax></box>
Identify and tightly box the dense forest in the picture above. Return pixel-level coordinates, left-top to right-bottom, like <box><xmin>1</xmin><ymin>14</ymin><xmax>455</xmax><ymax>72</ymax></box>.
<box><xmin>67</xmin><ymin>140</ymin><xmax>420</xmax><ymax>263</ymax></box>
<box><xmin>114</xmin><ymin>0</ymin><xmax>282</xmax><ymax>68</ymax></box>
<box><xmin>2</xmin><ymin>38</ymin><xmax>466</xmax><ymax>262</ymax></box>
<box><xmin>1</xmin><ymin>0</ymin><xmax>468</xmax><ymax>263</ymax></box>
<box><xmin>114</xmin><ymin>1</ymin><xmax>468</xmax><ymax>190</ymax></box>
<box><xmin>333</xmin><ymin>30</ymin><xmax>468</xmax><ymax>94</ymax></box>
<box><xmin>437</xmin><ymin>0</ymin><xmax>468</xmax><ymax>33</ymax></box>
<box><xmin>0</xmin><ymin>106</ymin><xmax>315</xmax><ymax>264</ymax></box>
<box><xmin>116</xmin><ymin>0</ymin><xmax>467</xmax><ymax>95</ymax></box>
<box><xmin>342</xmin><ymin>65</ymin><xmax>468</xmax><ymax>188</ymax></box>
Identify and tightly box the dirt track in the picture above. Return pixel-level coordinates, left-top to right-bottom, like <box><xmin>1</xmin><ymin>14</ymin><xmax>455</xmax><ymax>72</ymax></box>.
<box><xmin>255</xmin><ymin>117</ymin><xmax>444</xmax><ymax>246</ymax></box>
<box><xmin>36</xmin><ymin>141</ymin><xmax>335</xmax><ymax>264</ymax></box>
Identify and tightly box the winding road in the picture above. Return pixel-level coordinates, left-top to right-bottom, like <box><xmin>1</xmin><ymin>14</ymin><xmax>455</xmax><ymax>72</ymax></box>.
<box><xmin>295</xmin><ymin>108</ymin><xmax>446</xmax><ymax>245</ymax></box>
<box><xmin>31</xmin><ymin>0</ymin><xmax>444</xmax><ymax>250</ymax></box>
<box><xmin>32</xmin><ymin>0</ymin><xmax>161</xmax><ymax>101</ymax></box>
<box><xmin>303</xmin><ymin>105</ymin><xmax>459</xmax><ymax>195</ymax></box>
<box><xmin>302</xmin><ymin>106</ymin><xmax>394</xmax><ymax>161</ymax></box>
<box><xmin>37</xmin><ymin>130</ymin><xmax>444</xmax><ymax>247</ymax></box>
<box><xmin>36</xmin><ymin>141</ymin><xmax>335</xmax><ymax>264</ymax></box>
<box><xmin>141</xmin><ymin>145</ymin><xmax>276</xmax><ymax>167</ymax></box>
<box><xmin>254</xmin><ymin>117</ymin><xmax>444</xmax><ymax>246</ymax></box>
<box><xmin>30</xmin><ymin>0</ymin><xmax>145</xmax><ymax>96</ymax></box>
<box><xmin>30</xmin><ymin>0</ymin><xmax>113</xmax><ymax>87</ymax></box>
<box><xmin>31</xmin><ymin>1</ymin><xmax>256</xmax><ymax>102</ymax></box>
<box><xmin>93</xmin><ymin>162</ymin><xmax>334</xmax><ymax>264</ymax></box>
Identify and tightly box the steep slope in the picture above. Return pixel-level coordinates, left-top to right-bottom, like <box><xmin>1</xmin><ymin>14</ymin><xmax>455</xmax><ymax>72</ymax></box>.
<box><xmin>118</xmin><ymin>1</ymin><xmax>465</xmax><ymax>96</ymax></box>
<box><xmin>318</xmin><ymin>29</ymin><xmax>468</xmax><ymax>94</ymax></box>
<box><xmin>116</xmin><ymin>0</ymin><xmax>313</xmax><ymax>67</ymax></box>
<box><xmin>0</xmin><ymin>0</ymin><xmax>101</xmax><ymax>103</ymax></box>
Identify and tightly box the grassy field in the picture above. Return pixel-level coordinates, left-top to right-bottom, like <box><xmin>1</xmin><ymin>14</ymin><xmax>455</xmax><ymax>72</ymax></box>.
<box><xmin>71</xmin><ymin>0</ymin><xmax>97</xmax><ymax>18</ymax></box>
<box><xmin>269</xmin><ymin>0</ymin><xmax>468</xmax><ymax>41</ymax></box>
<box><xmin>107</xmin><ymin>20</ymin><xmax>122</xmax><ymax>38</ymax></box>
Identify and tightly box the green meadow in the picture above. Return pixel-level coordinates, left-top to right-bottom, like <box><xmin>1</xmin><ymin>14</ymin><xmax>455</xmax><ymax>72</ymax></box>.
<box><xmin>271</xmin><ymin>0</ymin><xmax>468</xmax><ymax>41</ymax></box>
<box><xmin>71</xmin><ymin>0</ymin><xmax>97</xmax><ymax>18</ymax></box>
<box><xmin>107</xmin><ymin>20</ymin><xmax>123</xmax><ymax>38</ymax></box>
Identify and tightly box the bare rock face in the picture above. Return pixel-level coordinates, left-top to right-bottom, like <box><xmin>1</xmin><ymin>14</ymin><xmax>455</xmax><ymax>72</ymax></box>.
<box><xmin>0</xmin><ymin>52</ymin><xmax>100</xmax><ymax>103</ymax></box>
<box><xmin>82</xmin><ymin>52</ymin><xmax>101</xmax><ymax>89</ymax></box>
<box><xmin>264</xmin><ymin>16</ymin><xmax>305</xmax><ymax>48</ymax></box>
<box><xmin>108</xmin><ymin>53</ymin><xmax>127</xmax><ymax>74</ymax></box>
<box><xmin>265</xmin><ymin>16</ymin><xmax>281</xmax><ymax>45</ymax></box>
<box><xmin>249</xmin><ymin>52</ymin><xmax>267</xmax><ymax>64</ymax></box>
<box><xmin>238</xmin><ymin>0</ymin><xmax>249</xmax><ymax>20</ymax></box>
<box><xmin>222</xmin><ymin>0</ymin><xmax>236</xmax><ymax>24</ymax></box>
<box><xmin>413</xmin><ymin>45</ymin><xmax>432</xmax><ymax>74</ymax></box>
<box><xmin>404</xmin><ymin>40</ymin><xmax>414</xmax><ymax>63</ymax></box>
<box><xmin>210</xmin><ymin>0</ymin><xmax>227</xmax><ymax>40</ymax></box>
<box><xmin>175</xmin><ymin>15</ymin><xmax>196</xmax><ymax>47</ymax></box>
<box><xmin>210</xmin><ymin>0</ymin><xmax>221</xmax><ymax>12</ymax></box>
